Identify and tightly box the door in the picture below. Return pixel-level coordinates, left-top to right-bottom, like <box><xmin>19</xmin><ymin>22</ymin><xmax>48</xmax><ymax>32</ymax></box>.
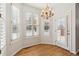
<box><xmin>55</xmin><ymin>16</ymin><xmax>68</xmax><ymax>50</ymax></box>
<box><xmin>55</xmin><ymin>10</ymin><xmax>72</xmax><ymax>51</ymax></box>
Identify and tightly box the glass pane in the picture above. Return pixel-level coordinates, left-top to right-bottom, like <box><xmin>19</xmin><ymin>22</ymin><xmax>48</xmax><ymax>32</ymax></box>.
<box><xmin>12</xmin><ymin>25</ymin><xmax>18</xmax><ymax>39</ymax></box>
<box><xmin>11</xmin><ymin>5</ymin><xmax>19</xmax><ymax>40</ymax></box>
<box><xmin>33</xmin><ymin>25</ymin><xmax>39</xmax><ymax>36</ymax></box>
<box><xmin>26</xmin><ymin>13</ymin><xmax>32</xmax><ymax>25</ymax></box>
<box><xmin>33</xmin><ymin>16</ymin><xmax>39</xmax><ymax>25</ymax></box>
<box><xmin>57</xmin><ymin>18</ymin><xmax>66</xmax><ymax>41</ymax></box>
<box><xmin>44</xmin><ymin>22</ymin><xmax>50</xmax><ymax>35</ymax></box>
<box><xmin>27</xmin><ymin>17</ymin><xmax>32</xmax><ymax>25</ymax></box>
<box><xmin>26</xmin><ymin>25</ymin><xmax>32</xmax><ymax>36</ymax></box>
<box><xmin>33</xmin><ymin>19</ymin><xmax>36</xmax><ymax>25</ymax></box>
<box><xmin>56</xmin><ymin>17</ymin><xmax>67</xmax><ymax>47</ymax></box>
<box><xmin>26</xmin><ymin>13</ymin><xmax>39</xmax><ymax>37</ymax></box>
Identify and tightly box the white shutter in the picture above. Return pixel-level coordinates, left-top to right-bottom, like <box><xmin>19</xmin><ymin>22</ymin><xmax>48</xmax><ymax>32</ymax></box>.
<box><xmin>0</xmin><ymin>4</ymin><xmax>6</xmax><ymax>55</ymax></box>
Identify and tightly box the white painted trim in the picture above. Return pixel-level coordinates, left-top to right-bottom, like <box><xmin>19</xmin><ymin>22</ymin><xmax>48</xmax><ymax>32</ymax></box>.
<box><xmin>10</xmin><ymin>43</ymin><xmax>77</xmax><ymax>55</ymax></box>
<box><xmin>23</xmin><ymin>42</ymin><xmax>41</xmax><ymax>48</ymax></box>
<box><xmin>10</xmin><ymin>47</ymin><xmax>22</xmax><ymax>56</ymax></box>
<box><xmin>11</xmin><ymin>43</ymin><xmax>41</xmax><ymax>56</ymax></box>
<box><xmin>40</xmin><ymin>42</ymin><xmax>55</xmax><ymax>45</ymax></box>
<box><xmin>70</xmin><ymin>51</ymin><xmax>76</xmax><ymax>54</ymax></box>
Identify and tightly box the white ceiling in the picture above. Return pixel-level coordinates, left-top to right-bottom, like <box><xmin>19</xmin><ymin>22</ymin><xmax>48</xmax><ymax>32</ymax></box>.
<box><xmin>27</xmin><ymin>3</ymin><xmax>51</xmax><ymax>9</ymax></box>
<box><xmin>24</xmin><ymin>3</ymin><xmax>67</xmax><ymax>9</ymax></box>
<box><xmin>24</xmin><ymin>3</ymin><xmax>57</xmax><ymax>9</ymax></box>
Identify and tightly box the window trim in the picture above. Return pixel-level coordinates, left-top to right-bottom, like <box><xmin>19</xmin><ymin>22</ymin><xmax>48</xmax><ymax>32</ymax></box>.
<box><xmin>26</xmin><ymin>13</ymin><xmax>40</xmax><ymax>37</ymax></box>
<box><xmin>11</xmin><ymin>4</ymin><xmax>20</xmax><ymax>41</ymax></box>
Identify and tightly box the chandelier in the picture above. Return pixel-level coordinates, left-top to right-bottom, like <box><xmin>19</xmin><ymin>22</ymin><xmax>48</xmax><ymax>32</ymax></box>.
<box><xmin>41</xmin><ymin>4</ymin><xmax>54</xmax><ymax>19</ymax></box>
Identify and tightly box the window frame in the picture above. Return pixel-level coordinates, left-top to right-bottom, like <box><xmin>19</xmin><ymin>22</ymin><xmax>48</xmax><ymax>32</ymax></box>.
<box><xmin>11</xmin><ymin>4</ymin><xmax>20</xmax><ymax>41</ymax></box>
<box><xmin>26</xmin><ymin>13</ymin><xmax>40</xmax><ymax>37</ymax></box>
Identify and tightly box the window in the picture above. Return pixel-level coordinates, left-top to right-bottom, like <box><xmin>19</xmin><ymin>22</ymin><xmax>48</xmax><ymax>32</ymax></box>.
<box><xmin>44</xmin><ymin>22</ymin><xmax>49</xmax><ymax>31</ymax></box>
<box><xmin>26</xmin><ymin>13</ymin><xmax>39</xmax><ymax>37</ymax></box>
<box><xmin>33</xmin><ymin>16</ymin><xmax>39</xmax><ymax>36</ymax></box>
<box><xmin>44</xmin><ymin>21</ymin><xmax>50</xmax><ymax>35</ymax></box>
<box><xmin>11</xmin><ymin>5</ymin><xmax>20</xmax><ymax>40</ymax></box>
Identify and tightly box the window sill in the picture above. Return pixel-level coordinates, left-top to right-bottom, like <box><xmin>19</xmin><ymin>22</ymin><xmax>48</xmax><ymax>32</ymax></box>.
<box><xmin>25</xmin><ymin>36</ymin><xmax>40</xmax><ymax>38</ymax></box>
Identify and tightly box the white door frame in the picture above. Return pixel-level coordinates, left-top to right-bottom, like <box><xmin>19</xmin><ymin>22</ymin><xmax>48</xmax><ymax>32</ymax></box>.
<box><xmin>55</xmin><ymin>9</ymin><xmax>72</xmax><ymax>51</ymax></box>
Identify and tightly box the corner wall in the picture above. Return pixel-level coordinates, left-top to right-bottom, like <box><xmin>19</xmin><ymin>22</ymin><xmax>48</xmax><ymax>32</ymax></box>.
<box><xmin>76</xmin><ymin>3</ymin><xmax>79</xmax><ymax>52</ymax></box>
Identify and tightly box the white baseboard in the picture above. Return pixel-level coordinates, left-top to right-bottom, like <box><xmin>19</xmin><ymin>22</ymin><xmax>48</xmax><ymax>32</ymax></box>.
<box><xmin>70</xmin><ymin>51</ymin><xmax>76</xmax><ymax>54</ymax></box>
<box><xmin>70</xmin><ymin>49</ymin><xmax>79</xmax><ymax>54</ymax></box>
<box><xmin>40</xmin><ymin>42</ymin><xmax>55</xmax><ymax>45</ymax></box>
<box><xmin>11</xmin><ymin>43</ymin><xmax>41</xmax><ymax>56</ymax></box>
<box><xmin>11</xmin><ymin>48</ymin><xmax>22</xmax><ymax>56</ymax></box>
<box><xmin>10</xmin><ymin>43</ymin><xmax>77</xmax><ymax>56</ymax></box>
<box><xmin>23</xmin><ymin>43</ymin><xmax>40</xmax><ymax>49</ymax></box>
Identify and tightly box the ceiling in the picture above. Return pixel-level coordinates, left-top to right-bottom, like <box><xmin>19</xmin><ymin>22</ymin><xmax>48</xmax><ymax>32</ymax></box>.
<box><xmin>24</xmin><ymin>3</ymin><xmax>67</xmax><ymax>9</ymax></box>
<box><xmin>27</xmin><ymin>3</ymin><xmax>51</xmax><ymax>9</ymax></box>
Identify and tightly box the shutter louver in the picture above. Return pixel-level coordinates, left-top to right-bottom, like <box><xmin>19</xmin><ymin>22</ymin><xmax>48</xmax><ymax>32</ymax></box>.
<box><xmin>0</xmin><ymin>4</ymin><xmax>6</xmax><ymax>55</ymax></box>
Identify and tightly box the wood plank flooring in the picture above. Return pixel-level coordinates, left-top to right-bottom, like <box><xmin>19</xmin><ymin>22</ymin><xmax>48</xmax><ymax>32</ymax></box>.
<box><xmin>76</xmin><ymin>52</ymin><xmax>79</xmax><ymax>55</ymax></box>
<box><xmin>15</xmin><ymin>44</ymin><xmax>75</xmax><ymax>56</ymax></box>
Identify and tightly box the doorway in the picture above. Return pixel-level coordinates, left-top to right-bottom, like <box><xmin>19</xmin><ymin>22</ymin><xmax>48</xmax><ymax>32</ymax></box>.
<box><xmin>55</xmin><ymin>10</ymin><xmax>72</xmax><ymax>51</ymax></box>
<box><xmin>55</xmin><ymin>16</ymin><xmax>68</xmax><ymax>49</ymax></box>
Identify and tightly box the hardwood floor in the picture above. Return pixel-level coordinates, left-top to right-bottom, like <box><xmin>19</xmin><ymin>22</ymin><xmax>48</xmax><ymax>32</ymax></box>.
<box><xmin>15</xmin><ymin>44</ymin><xmax>75</xmax><ymax>56</ymax></box>
<box><xmin>76</xmin><ymin>52</ymin><xmax>79</xmax><ymax>56</ymax></box>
